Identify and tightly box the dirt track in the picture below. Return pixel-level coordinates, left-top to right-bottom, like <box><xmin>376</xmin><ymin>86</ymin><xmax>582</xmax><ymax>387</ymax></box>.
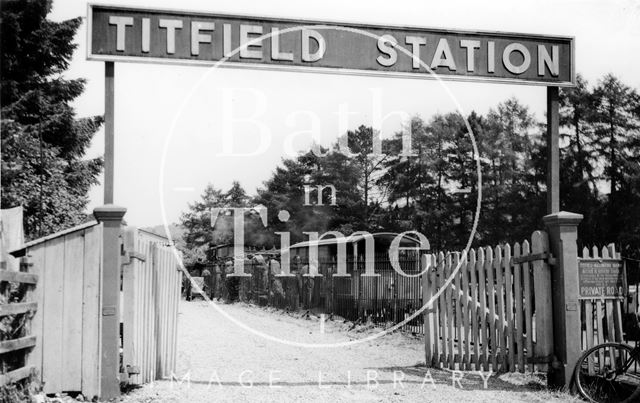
<box><xmin>120</xmin><ymin>300</ymin><xmax>577</xmax><ymax>402</ymax></box>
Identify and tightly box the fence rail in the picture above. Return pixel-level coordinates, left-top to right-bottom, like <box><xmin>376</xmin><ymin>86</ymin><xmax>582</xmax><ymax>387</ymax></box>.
<box><xmin>0</xmin><ymin>257</ymin><xmax>39</xmax><ymax>387</ymax></box>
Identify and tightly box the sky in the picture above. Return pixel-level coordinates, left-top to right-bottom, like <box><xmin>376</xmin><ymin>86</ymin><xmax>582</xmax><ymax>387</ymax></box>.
<box><xmin>49</xmin><ymin>0</ymin><xmax>640</xmax><ymax>227</ymax></box>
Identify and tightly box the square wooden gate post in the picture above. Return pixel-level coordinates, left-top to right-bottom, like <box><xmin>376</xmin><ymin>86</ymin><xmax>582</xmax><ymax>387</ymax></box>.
<box><xmin>104</xmin><ymin>61</ymin><xmax>115</xmax><ymax>205</ymax></box>
<box><xmin>543</xmin><ymin>211</ymin><xmax>583</xmax><ymax>388</ymax></box>
<box><xmin>94</xmin><ymin>205</ymin><xmax>127</xmax><ymax>399</ymax></box>
<box><xmin>546</xmin><ymin>86</ymin><xmax>560</xmax><ymax>214</ymax></box>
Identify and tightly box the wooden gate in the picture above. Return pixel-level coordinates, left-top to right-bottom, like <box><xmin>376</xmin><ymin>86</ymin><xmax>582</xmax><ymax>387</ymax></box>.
<box><xmin>122</xmin><ymin>228</ymin><xmax>181</xmax><ymax>384</ymax></box>
<box><xmin>423</xmin><ymin>230</ymin><xmax>554</xmax><ymax>372</ymax></box>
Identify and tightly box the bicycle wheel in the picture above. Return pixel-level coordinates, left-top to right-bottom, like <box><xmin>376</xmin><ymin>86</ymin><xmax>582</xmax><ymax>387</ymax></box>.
<box><xmin>574</xmin><ymin>342</ymin><xmax>640</xmax><ymax>403</ymax></box>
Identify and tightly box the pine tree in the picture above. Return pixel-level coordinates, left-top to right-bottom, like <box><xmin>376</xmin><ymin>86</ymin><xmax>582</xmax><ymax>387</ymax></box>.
<box><xmin>560</xmin><ymin>75</ymin><xmax>598</xmax><ymax>190</ymax></box>
<box><xmin>1</xmin><ymin>0</ymin><xmax>102</xmax><ymax>239</ymax></box>
<box><xmin>180</xmin><ymin>184</ymin><xmax>226</xmax><ymax>263</ymax></box>
<box><xmin>557</xmin><ymin>74</ymin><xmax>602</xmax><ymax>245</ymax></box>
<box><xmin>481</xmin><ymin>98</ymin><xmax>539</xmax><ymax>244</ymax></box>
<box><xmin>181</xmin><ymin>182</ymin><xmax>274</xmax><ymax>263</ymax></box>
<box><xmin>377</xmin><ymin>116</ymin><xmax>431</xmax><ymax>234</ymax></box>
<box><xmin>254</xmin><ymin>155</ymin><xmax>317</xmax><ymax>242</ymax></box>
<box><xmin>445</xmin><ymin>111</ymin><xmax>483</xmax><ymax>250</ymax></box>
<box><xmin>254</xmin><ymin>148</ymin><xmax>362</xmax><ymax>242</ymax></box>
<box><xmin>342</xmin><ymin>125</ymin><xmax>390</xmax><ymax>229</ymax></box>
<box><xmin>224</xmin><ymin>181</ymin><xmax>249</xmax><ymax>207</ymax></box>
<box><xmin>590</xmin><ymin>74</ymin><xmax>640</xmax><ymax>242</ymax></box>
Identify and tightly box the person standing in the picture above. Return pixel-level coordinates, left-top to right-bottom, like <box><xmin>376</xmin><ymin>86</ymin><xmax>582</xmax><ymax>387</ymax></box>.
<box><xmin>269</xmin><ymin>258</ymin><xmax>283</xmax><ymax>304</ymax></box>
<box><xmin>202</xmin><ymin>266</ymin><xmax>212</xmax><ymax>299</ymax></box>
<box><xmin>182</xmin><ymin>272</ymin><xmax>192</xmax><ymax>301</ymax></box>
<box><xmin>213</xmin><ymin>262</ymin><xmax>222</xmax><ymax>299</ymax></box>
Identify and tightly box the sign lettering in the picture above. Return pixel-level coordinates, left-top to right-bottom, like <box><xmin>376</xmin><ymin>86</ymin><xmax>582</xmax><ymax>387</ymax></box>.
<box><xmin>88</xmin><ymin>5</ymin><xmax>575</xmax><ymax>86</ymax></box>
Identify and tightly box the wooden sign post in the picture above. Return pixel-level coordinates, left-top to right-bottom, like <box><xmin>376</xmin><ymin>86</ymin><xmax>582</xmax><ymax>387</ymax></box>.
<box><xmin>104</xmin><ymin>61</ymin><xmax>115</xmax><ymax>204</ymax></box>
<box><xmin>547</xmin><ymin>86</ymin><xmax>560</xmax><ymax>214</ymax></box>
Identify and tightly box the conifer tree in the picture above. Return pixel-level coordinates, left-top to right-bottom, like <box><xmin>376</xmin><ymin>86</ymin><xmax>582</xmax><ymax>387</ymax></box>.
<box><xmin>1</xmin><ymin>0</ymin><xmax>102</xmax><ymax>239</ymax></box>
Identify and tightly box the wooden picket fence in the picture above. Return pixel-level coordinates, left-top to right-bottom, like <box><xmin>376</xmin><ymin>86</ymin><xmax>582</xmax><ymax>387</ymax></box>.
<box><xmin>122</xmin><ymin>228</ymin><xmax>181</xmax><ymax>384</ymax></box>
<box><xmin>579</xmin><ymin>244</ymin><xmax>625</xmax><ymax>350</ymax></box>
<box><xmin>0</xmin><ymin>260</ymin><xmax>38</xmax><ymax>387</ymax></box>
<box><xmin>423</xmin><ymin>230</ymin><xmax>554</xmax><ymax>372</ymax></box>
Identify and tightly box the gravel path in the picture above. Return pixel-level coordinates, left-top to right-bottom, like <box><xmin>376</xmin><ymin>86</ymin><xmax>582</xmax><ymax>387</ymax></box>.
<box><xmin>121</xmin><ymin>300</ymin><xmax>577</xmax><ymax>403</ymax></box>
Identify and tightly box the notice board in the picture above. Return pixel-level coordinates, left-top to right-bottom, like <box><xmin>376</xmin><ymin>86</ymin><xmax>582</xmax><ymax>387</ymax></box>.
<box><xmin>578</xmin><ymin>259</ymin><xmax>626</xmax><ymax>299</ymax></box>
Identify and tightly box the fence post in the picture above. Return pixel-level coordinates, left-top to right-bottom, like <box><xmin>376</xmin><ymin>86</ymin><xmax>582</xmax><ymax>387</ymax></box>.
<box><xmin>422</xmin><ymin>253</ymin><xmax>432</xmax><ymax>365</ymax></box>
<box><xmin>531</xmin><ymin>231</ymin><xmax>553</xmax><ymax>374</ymax></box>
<box><xmin>121</xmin><ymin>227</ymin><xmax>138</xmax><ymax>385</ymax></box>
<box><xmin>543</xmin><ymin>211</ymin><xmax>583</xmax><ymax>388</ymax></box>
<box><xmin>94</xmin><ymin>205</ymin><xmax>127</xmax><ymax>399</ymax></box>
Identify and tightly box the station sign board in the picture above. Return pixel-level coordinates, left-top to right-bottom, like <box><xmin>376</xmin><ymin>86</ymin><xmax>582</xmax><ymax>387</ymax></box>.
<box><xmin>578</xmin><ymin>259</ymin><xmax>626</xmax><ymax>299</ymax></box>
<box><xmin>88</xmin><ymin>4</ymin><xmax>575</xmax><ymax>86</ymax></box>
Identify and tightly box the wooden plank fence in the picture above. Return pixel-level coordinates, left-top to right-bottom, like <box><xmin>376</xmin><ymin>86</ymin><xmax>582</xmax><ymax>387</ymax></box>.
<box><xmin>0</xmin><ymin>259</ymin><xmax>39</xmax><ymax>387</ymax></box>
<box><xmin>579</xmin><ymin>244</ymin><xmax>624</xmax><ymax>350</ymax></box>
<box><xmin>122</xmin><ymin>228</ymin><xmax>181</xmax><ymax>385</ymax></box>
<box><xmin>8</xmin><ymin>222</ymin><xmax>103</xmax><ymax>396</ymax></box>
<box><xmin>6</xmin><ymin>218</ymin><xmax>181</xmax><ymax>398</ymax></box>
<box><xmin>423</xmin><ymin>230</ymin><xmax>554</xmax><ymax>372</ymax></box>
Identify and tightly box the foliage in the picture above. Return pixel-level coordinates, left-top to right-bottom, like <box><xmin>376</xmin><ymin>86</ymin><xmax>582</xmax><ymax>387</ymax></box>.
<box><xmin>375</xmin><ymin>99</ymin><xmax>542</xmax><ymax>250</ymax></box>
<box><xmin>180</xmin><ymin>184</ymin><xmax>225</xmax><ymax>264</ymax></box>
<box><xmin>579</xmin><ymin>74</ymin><xmax>640</xmax><ymax>256</ymax></box>
<box><xmin>1</xmin><ymin>0</ymin><xmax>102</xmax><ymax>240</ymax></box>
<box><xmin>182</xmin><ymin>73</ymin><xmax>640</xmax><ymax>258</ymax></box>
<box><xmin>254</xmin><ymin>128</ymin><xmax>379</xmax><ymax>243</ymax></box>
<box><xmin>0</xmin><ymin>380</ymin><xmax>38</xmax><ymax>403</ymax></box>
<box><xmin>180</xmin><ymin>182</ymin><xmax>273</xmax><ymax>264</ymax></box>
<box><xmin>0</xmin><ymin>279</ymin><xmax>41</xmax><ymax>402</ymax></box>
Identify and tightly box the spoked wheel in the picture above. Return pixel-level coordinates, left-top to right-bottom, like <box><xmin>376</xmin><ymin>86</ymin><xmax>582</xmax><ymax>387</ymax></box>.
<box><xmin>574</xmin><ymin>342</ymin><xmax>640</xmax><ymax>403</ymax></box>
